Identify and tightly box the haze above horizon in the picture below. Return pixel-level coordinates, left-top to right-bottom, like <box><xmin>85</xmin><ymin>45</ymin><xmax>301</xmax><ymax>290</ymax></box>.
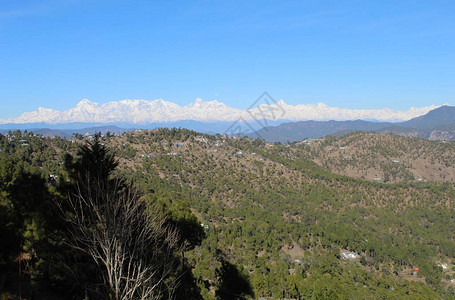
<box><xmin>1</xmin><ymin>0</ymin><xmax>454</xmax><ymax>119</ymax></box>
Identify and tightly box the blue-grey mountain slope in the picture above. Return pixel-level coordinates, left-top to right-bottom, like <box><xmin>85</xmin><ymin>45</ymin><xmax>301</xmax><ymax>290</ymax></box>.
<box><xmin>251</xmin><ymin>105</ymin><xmax>455</xmax><ymax>143</ymax></box>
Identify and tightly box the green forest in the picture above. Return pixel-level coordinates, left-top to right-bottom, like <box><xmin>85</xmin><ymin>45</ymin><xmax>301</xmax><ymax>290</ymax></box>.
<box><xmin>1</xmin><ymin>129</ymin><xmax>455</xmax><ymax>299</ymax></box>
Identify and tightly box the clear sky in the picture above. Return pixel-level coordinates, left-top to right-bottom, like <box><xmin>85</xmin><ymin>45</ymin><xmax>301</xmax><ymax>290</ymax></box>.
<box><xmin>0</xmin><ymin>0</ymin><xmax>454</xmax><ymax>118</ymax></box>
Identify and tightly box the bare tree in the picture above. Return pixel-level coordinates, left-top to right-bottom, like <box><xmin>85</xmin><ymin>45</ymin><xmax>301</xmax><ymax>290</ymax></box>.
<box><xmin>62</xmin><ymin>177</ymin><xmax>182</xmax><ymax>300</ymax></box>
<box><xmin>60</xmin><ymin>139</ymin><xmax>182</xmax><ymax>300</ymax></box>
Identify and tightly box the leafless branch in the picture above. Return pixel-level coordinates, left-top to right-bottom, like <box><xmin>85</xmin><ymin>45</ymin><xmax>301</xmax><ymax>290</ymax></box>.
<box><xmin>60</xmin><ymin>174</ymin><xmax>182</xmax><ymax>300</ymax></box>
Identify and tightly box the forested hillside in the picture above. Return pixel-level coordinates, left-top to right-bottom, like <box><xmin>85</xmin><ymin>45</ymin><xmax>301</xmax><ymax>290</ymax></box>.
<box><xmin>302</xmin><ymin>132</ymin><xmax>455</xmax><ymax>183</ymax></box>
<box><xmin>1</xmin><ymin>129</ymin><xmax>455</xmax><ymax>299</ymax></box>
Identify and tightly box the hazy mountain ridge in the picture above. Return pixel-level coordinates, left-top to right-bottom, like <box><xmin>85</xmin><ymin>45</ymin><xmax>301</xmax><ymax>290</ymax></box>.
<box><xmin>0</xmin><ymin>121</ymin><xmax>283</xmax><ymax>138</ymax></box>
<box><xmin>253</xmin><ymin>105</ymin><xmax>455</xmax><ymax>142</ymax></box>
<box><xmin>400</xmin><ymin>105</ymin><xmax>455</xmax><ymax>129</ymax></box>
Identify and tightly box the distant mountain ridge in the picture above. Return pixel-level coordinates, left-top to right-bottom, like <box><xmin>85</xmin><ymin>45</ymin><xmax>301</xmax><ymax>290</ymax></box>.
<box><xmin>0</xmin><ymin>98</ymin><xmax>441</xmax><ymax>124</ymax></box>
<box><xmin>251</xmin><ymin>105</ymin><xmax>455</xmax><ymax>142</ymax></box>
<box><xmin>1</xmin><ymin>100</ymin><xmax>452</xmax><ymax>141</ymax></box>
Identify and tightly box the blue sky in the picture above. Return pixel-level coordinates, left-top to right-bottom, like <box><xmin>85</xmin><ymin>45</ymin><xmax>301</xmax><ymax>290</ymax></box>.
<box><xmin>0</xmin><ymin>0</ymin><xmax>454</xmax><ymax>118</ymax></box>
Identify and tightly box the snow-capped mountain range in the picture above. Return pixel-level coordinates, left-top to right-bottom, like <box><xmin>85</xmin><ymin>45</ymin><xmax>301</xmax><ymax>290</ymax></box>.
<box><xmin>0</xmin><ymin>98</ymin><xmax>443</xmax><ymax>125</ymax></box>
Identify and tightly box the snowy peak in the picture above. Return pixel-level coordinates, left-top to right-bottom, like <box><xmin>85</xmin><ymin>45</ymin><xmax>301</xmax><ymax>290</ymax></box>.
<box><xmin>186</xmin><ymin>98</ymin><xmax>226</xmax><ymax>108</ymax></box>
<box><xmin>76</xmin><ymin>98</ymin><xmax>96</xmax><ymax>106</ymax></box>
<box><xmin>0</xmin><ymin>98</ymin><xmax>444</xmax><ymax>125</ymax></box>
